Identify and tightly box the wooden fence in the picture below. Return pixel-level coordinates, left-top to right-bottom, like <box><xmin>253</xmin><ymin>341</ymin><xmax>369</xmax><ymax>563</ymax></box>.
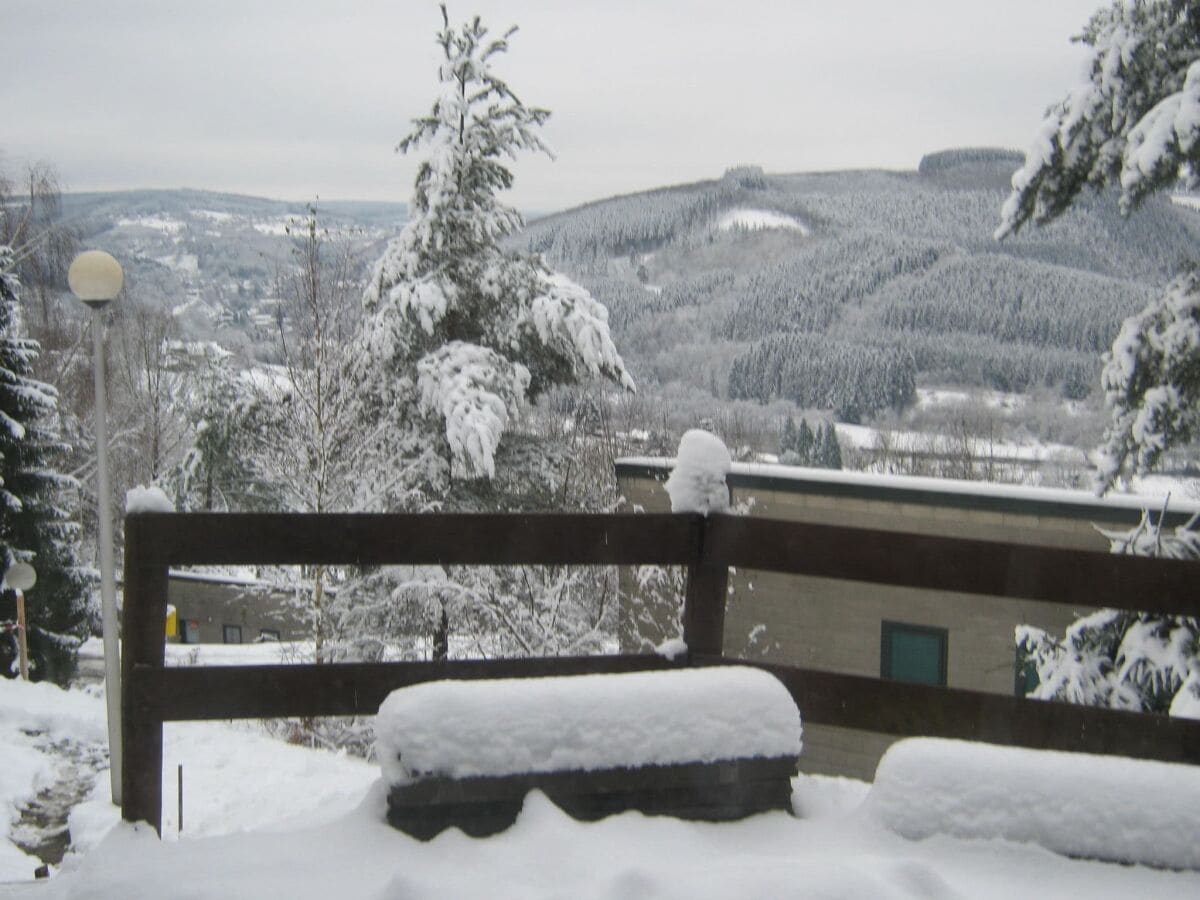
<box><xmin>122</xmin><ymin>511</ymin><xmax>1200</xmax><ymax>834</ymax></box>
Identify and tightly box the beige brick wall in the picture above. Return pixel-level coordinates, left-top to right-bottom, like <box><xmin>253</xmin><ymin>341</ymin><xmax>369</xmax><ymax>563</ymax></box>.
<box><xmin>168</xmin><ymin>579</ymin><xmax>307</xmax><ymax>644</ymax></box>
<box><xmin>617</xmin><ymin>469</ymin><xmax>1126</xmax><ymax>780</ymax></box>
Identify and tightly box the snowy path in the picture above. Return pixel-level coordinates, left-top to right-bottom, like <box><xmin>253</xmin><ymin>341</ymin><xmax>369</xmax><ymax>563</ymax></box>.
<box><xmin>9</xmin><ymin>734</ymin><xmax>106</xmax><ymax>871</ymax></box>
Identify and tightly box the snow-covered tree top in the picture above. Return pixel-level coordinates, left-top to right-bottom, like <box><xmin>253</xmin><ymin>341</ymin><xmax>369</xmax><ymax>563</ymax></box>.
<box><xmin>355</xmin><ymin>5</ymin><xmax>632</xmax><ymax>485</ymax></box>
<box><xmin>997</xmin><ymin>0</ymin><xmax>1200</xmax><ymax>238</ymax></box>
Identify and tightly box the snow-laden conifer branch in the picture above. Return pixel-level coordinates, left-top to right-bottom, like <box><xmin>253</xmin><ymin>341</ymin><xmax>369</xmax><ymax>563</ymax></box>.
<box><xmin>996</xmin><ymin>0</ymin><xmax>1200</xmax><ymax>239</ymax></box>
<box><xmin>1096</xmin><ymin>269</ymin><xmax>1200</xmax><ymax>488</ymax></box>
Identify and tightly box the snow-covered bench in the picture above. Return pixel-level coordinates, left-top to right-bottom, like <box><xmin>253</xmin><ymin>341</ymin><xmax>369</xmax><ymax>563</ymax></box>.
<box><xmin>866</xmin><ymin>738</ymin><xmax>1200</xmax><ymax>870</ymax></box>
<box><xmin>376</xmin><ymin>666</ymin><xmax>803</xmax><ymax>839</ymax></box>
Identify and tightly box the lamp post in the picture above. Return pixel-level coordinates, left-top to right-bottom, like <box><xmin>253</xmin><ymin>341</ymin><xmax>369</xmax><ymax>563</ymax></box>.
<box><xmin>68</xmin><ymin>250</ymin><xmax>123</xmax><ymax>805</ymax></box>
<box><xmin>3</xmin><ymin>562</ymin><xmax>36</xmax><ymax>681</ymax></box>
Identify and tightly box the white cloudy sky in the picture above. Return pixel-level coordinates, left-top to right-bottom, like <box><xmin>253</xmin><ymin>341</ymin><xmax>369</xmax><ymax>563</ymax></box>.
<box><xmin>3</xmin><ymin>0</ymin><xmax>1105</xmax><ymax>213</ymax></box>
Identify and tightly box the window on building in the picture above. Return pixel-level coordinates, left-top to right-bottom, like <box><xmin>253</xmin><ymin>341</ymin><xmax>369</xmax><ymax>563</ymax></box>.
<box><xmin>881</xmin><ymin>621</ymin><xmax>947</xmax><ymax>686</ymax></box>
<box><xmin>222</xmin><ymin>624</ymin><xmax>243</xmax><ymax>645</ymax></box>
<box><xmin>1015</xmin><ymin>645</ymin><xmax>1040</xmax><ymax>697</ymax></box>
<box><xmin>257</xmin><ymin>628</ymin><xmax>280</xmax><ymax>642</ymax></box>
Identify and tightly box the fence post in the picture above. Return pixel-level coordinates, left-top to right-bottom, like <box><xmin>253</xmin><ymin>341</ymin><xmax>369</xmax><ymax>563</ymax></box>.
<box><xmin>121</xmin><ymin>514</ymin><xmax>168</xmax><ymax>834</ymax></box>
<box><xmin>682</xmin><ymin>514</ymin><xmax>728</xmax><ymax>660</ymax></box>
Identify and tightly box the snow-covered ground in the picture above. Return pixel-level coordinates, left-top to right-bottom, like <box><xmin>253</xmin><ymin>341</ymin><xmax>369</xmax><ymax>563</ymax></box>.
<box><xmin>77</xmin><ymin>638</ymin><xmax>312</xmax><ymax>671</ymax></box>
<box><xmin>716</xmin><ymin>208</ymin><xmax>810</xmax><ymax>234</ymax></box>
<box><xmin>835</xmin><ymin>421</ymin><xmax>1084</xmax><ymax>464</ymax></box>
<box><xmin>115</xmin><ymin>215</ymin><xmax>185</xmax><ymax>234</ymax></box>
<box><xmin>2</xmin><ymin>676</ymin><xmax>1198</xmax><ymax>898</ymax></box>
<box><xmin>251</xmin><ymin>217</ymin><xmax>295</xmax><ymax>236</ymax></box>
<box><xmin>152</xmin><ymin>252</ymin><xmax>199</xmax><ymax>275</ymax></box>
<box><xmin>915</xmin><ymin>387</ymin><xmax>1029</xmax><ymax>413</ymax></box>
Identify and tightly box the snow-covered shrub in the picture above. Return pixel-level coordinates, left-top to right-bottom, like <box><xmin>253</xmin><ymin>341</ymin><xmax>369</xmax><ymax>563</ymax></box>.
<box><xmin>1017</xmin><ymin>508</ymin><xmax>1199</xmax><ymax>717</ymax></box>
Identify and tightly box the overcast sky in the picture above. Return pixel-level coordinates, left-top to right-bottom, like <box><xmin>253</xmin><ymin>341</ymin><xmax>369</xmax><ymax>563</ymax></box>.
<box><xmin>3</xmin><ymin>0</ymin><xmax>1106</xmax><ymax>213</ymax></box>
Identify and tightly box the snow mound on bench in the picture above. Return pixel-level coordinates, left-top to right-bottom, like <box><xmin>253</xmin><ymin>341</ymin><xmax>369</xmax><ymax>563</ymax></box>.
<box><xmin>866</xmin><ymin>737</ymin><xmax>1200</xmax><ymax>870</ymax></box>
<box><xmin>376</xmin><ymin>667</ymin><xmax>801</xmax><ymax>786</ymax></box>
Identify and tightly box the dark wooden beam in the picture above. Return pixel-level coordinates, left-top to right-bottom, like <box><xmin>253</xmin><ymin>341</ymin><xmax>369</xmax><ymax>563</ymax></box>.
<box><xmin>128</xmin><ymin>655</ymin><xmax>685</xmax><ymax>721</ymax></box>
<box><xmin>683</xmin><ymin>516</ymin><xmax>729</xmax><ymax>658</ymax></box>
<box><xmin>703</xmin><ymin>515</ymin><xmax>1200</xmax><ymax>616</ymax></box>
<box><xmin>121</xmin><ymin>516</ymin><xmax>169</xmax><ymax>835</ymax></box>
<box><xmin>124</xmin><ymin>512</ymin><xmax>700</xmax><ymax>568</ymax></box>
<box><xmin>695</xmin><ymin>656</ymin><xmax>1200</xmax><ymax>766</ymax></box>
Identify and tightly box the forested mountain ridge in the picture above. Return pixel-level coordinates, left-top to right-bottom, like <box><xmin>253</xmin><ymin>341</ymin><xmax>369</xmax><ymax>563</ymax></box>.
<box><xmin>54</xmin><ymin>154</ymin><xmax>1200</xmax><ymax>424</ymax></box>
<box><xmin>515</xmin><ymin>148</ymin><xmax>1200</xmax><ymax>420</ymax></box>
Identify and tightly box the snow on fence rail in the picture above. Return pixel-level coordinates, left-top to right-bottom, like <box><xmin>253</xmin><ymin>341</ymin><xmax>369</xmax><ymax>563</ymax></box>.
<box><xmin>120</xmin><ymin>511</ymin><xmax>1200</xmax><ymax>834</ymax></box>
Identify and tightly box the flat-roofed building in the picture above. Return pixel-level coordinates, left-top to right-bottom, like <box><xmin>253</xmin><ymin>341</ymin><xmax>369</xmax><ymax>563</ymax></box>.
<box><xmin>616</xmin><ymin>458</ymin><xmax>1198</xmax><ymax>780</ymax></box>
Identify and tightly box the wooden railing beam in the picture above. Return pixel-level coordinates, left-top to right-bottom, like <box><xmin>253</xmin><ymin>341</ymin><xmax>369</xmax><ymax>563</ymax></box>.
<box><xmin>128</xmin><ymin>655</ymin><xmax>685</xmax><ymax>721</ymax></box>
<box><xmin>126</xmin><ymin>512</ymin><xmax>699</xmax><ymax>568</ymax></box>
<box><xmin>704</xmin><ymin>515</ymin><xmax>1200</xmax><ymax>616</ymax></box>
<box><xmin>694</xmin><ymin>656</ymin><xmax>1200</xmax><ymax>766</ymax></box>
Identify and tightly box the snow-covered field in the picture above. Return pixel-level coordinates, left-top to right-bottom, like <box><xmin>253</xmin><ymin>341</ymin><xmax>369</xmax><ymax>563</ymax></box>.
<box><xmin>114</xmin><ymin>215</ymin><xmax>185</xmax><ymax>234</ymax></box>
<box><xmin>834</xmin><ymin>421</ymin><xmax>1085</xmax><ymax>464</ymax></box>
<box><xmin>2</xmin><ymin>676</ymin><xmax>1199</xmax><ymax>898</ymax></box>
<box><xmin>715</xmin><ymin>208</ymin><xmax>810</xmax><ymax>234</ymax></box>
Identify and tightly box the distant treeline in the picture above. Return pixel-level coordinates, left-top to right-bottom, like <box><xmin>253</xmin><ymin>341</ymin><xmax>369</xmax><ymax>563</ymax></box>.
<box><xmin>719</xmin><ymin>237</ymin><xmax>947</xmax><ymax>340</ymax></box>
<box><xmin>728</xmin><ymin>333</ymin><xmax>915</xmax><ymax>422</ymax></box>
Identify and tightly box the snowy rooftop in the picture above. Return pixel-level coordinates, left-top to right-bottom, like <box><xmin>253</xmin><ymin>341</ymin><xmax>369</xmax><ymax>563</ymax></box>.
<box><xmin>617</xmin><ymin>456</ymin><xmax>1200</xmax><ymax>518</ymax></box>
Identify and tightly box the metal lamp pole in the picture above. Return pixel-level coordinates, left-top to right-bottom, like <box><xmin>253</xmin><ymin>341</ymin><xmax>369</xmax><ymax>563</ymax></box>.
<box><xmin>68</xmin><ymin>250</ymin><xmax>124</xmax><ymax>806</ymax></box>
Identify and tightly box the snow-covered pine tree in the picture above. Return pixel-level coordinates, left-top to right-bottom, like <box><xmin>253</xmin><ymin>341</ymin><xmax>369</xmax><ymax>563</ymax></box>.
<box><xmin>780</xmin><ymin>416</ymin><xmax>796</xmax><ymax>456</ymax></box>
<box><xmin>795</xmin><ymin>418</ymin><xmax>814</xmax><ymax>463</ymax></box>
<box><xmin>1017</xmin><ymin>507</ymin><xmax>1200</xmax><ymax>717</ymax></box>
<box><xmin>1098</xmin><ymin>267</ymin><xmax>1200</xmax><ymax>485</ymax></box>
<box><xmin>995</xmin><ymin>0</ymin><xmax>1200</xmax><ymax>487</ymax></box>
<box><xmin>0</xmin><ymin>247</ymin><xmax>89</xmax><ymax>684</ymax></box>
<box><xmin>354</xmin><ymin>5</ymin><xmax>633</xmax><ymax>510</ymax></box>
<box><xmin>340</xmin><ymin>6</ymin><xmax>634</xmax><ymax>661</ymax></box>
<box><xmin>996</xmin><ymin>1</ymin><xmax>1200</xmax><ymax>719</ymax></box>
<box><xmin>821</xmin><ymin>423</ymin><xmax>844</xmax><ymax>470</ymax></box>
<box><xmin>175</xmin><ymin>348</ymin><xmax>279</xmax><ymax>513</ymax></box>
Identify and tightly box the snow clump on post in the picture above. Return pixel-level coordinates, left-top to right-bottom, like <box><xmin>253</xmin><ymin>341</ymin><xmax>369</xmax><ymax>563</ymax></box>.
<box><xmin>665</xmin><ymin>429</ymin><xmax>732</xmax><ymax>514</ymax></box>
<box><xmin>125</xmin><ymin>485</ymin><xmax>174</xmax><ymax>513</ymax></box>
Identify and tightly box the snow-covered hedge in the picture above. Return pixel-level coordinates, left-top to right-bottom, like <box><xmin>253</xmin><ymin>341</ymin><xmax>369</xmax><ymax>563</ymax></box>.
<box><xmin>376</xmin><ymin>667</ymin><xmax>801</xmax><ymax>786</ymax></box>
<box><xmin>866</xmin><ymin>738</ymin><xmax>1200</xmax><ymax>870</ymax></box>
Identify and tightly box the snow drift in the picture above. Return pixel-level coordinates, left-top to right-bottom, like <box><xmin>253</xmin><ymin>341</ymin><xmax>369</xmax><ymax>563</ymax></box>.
<box><xmin>866</xmin><ymin>737</ymin><xmax>1200</xmax><ymax>870</ymax></box>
